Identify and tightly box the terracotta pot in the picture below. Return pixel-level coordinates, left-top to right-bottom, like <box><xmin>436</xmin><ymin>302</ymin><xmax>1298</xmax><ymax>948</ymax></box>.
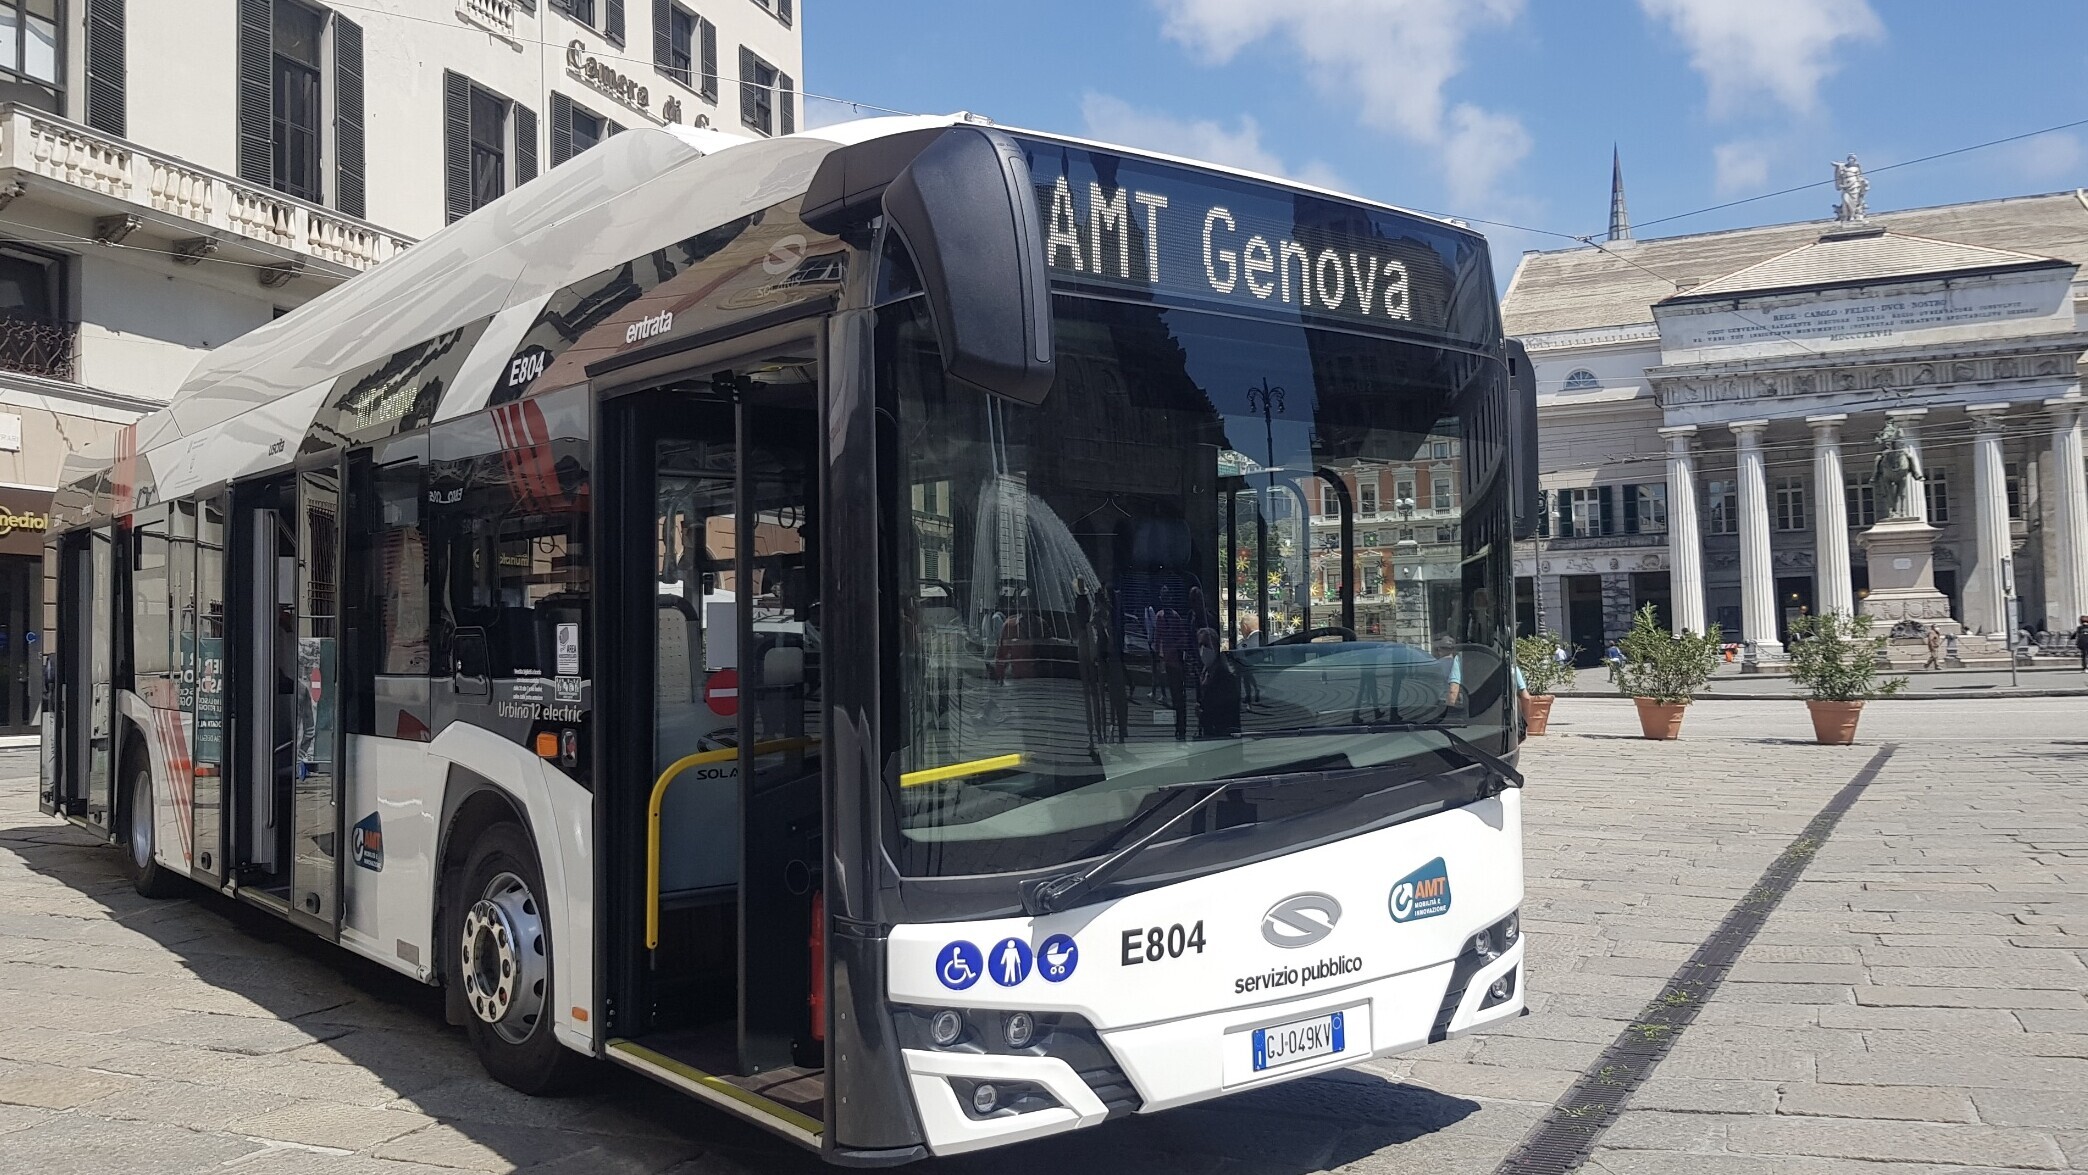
<box><xmin>1524</xmin><ymin>694</ymin><xmax>1555</xmax><ymax>736</ymax></box>
<box><xmin>1633</xmin><ymin>697</ymin><xmax>1688</xmax><ymax>740</ymax></box>
<box><xmin>1806</xmin><ymin>699</ymin><xmax>1864</xmax><ymax>745</ymax></box>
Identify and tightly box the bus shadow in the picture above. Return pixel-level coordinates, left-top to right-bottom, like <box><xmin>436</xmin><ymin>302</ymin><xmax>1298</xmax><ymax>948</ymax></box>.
<box><xmin>0</xmin><ymin>794</ymin><xmax>823</xmax><ymax>1174</ymax></box>
<box><xmin>6</xmin><ymin>787</ymin><xmax>1477</xmax><ymax>1175</ymax></box>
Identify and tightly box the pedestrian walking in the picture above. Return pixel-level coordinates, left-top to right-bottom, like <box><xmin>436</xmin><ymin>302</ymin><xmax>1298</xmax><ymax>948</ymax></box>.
<box><xmin>2072</xmin><ymin>614</ymin><xmax>2088</xmax><ymax>673</ymax></box>
<box><xmin>1923</xmin><ymin>623</ymin><xmax>1945</xmax><ymax>670</ymax></box>
<box><xmin>1603</xmin><ymin>639</ymin><xmax>1625</xmax><ymax>684</ymax></box>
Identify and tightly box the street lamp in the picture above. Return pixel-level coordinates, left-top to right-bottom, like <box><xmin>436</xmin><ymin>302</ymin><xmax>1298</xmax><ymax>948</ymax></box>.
<box><xmin>1246</xmin><ymin>379</ymin><xmax>1285</xmax><ymax>641</ymax></box>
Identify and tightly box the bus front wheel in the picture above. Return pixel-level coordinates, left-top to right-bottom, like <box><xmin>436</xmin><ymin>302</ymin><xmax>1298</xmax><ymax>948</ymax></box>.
<box><xmin>120</xmin><ymin>756</ymin><xmax>183</xmax><ymax>899</ymax></box>
<box><xmin>448</xmin><ymin>821</ymin><xmax>584</xmax><ymax>1094</ymax></box>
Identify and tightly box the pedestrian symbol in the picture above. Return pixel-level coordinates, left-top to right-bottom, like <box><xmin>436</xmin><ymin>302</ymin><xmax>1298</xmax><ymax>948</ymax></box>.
<box><xmin>989</xmin><ymin>937</ymin><xmax>1034</xmax><ymax>987</ymax></box>
<box><xmin>1038</xmin><ymin>934</ymin><xmax>1078</xmax><ymax>982</ymax></box>
<box><xmin>936</xmin><ymin>940</ymin><xmax>983</xmax><ymax>991</ymax></box>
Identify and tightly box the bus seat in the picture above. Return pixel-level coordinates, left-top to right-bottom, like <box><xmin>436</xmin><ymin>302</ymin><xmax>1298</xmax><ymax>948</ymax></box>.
<box><xmin>658</xmin><ymin>598</ymin><xmax>696</xmax><ymax>702</ymax></box>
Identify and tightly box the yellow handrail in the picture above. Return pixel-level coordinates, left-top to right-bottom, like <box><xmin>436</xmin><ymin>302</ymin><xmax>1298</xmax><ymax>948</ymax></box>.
<box><xmin>646</xmin><ymin>737</ymin><xmax>817</xmax><ymax>950</ymax></box>
<box><xmin>898</xmin><ymin>753</ymin><xmax>1025</xmax><ymax>788</ymax></box>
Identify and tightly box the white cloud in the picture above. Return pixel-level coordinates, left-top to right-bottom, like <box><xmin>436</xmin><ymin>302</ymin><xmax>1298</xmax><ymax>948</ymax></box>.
<box><xmin>1640</xmin><ymin>0</ymin><xmax>1882</xmax><ymax>117</ymax></box>
<box><xmin>1442</xmin><ymin>104</ymin><xmax>1534</xmax><ymax>208</ymax></box>
<box><xmin>1152</xmin><ymin>0</ymin><xmax>1529</xmax><ymax>203</ymax></box>
<box><xmin>1079</xmin><ymin>93</ymin><xmax>1347</xmax><ymax>190</ymax></box>
<box><xmin>1712</xmin><ymin>140</ymin><xmax>1774</xmax><ymax>196</ymax></box>
<box><xmin>2004</xmin><ymin>131</ymin><xmax>2087</xmax><ymax>185</ymax></box>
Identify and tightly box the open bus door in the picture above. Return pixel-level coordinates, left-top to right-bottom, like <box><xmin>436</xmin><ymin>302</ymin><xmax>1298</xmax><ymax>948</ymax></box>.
<box><xmin>46</xmin><ymin>526</ymin><xmax>116</xmax><ymax>831</ymax></box>
<box><xmin>598</xmin><ymin>348</ymin><xmax>827</xmax><ymax>1144</ymax></box>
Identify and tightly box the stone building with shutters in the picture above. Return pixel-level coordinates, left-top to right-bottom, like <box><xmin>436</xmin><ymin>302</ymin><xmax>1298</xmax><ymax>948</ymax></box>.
<box><xmin>0</xmin><ymin>0</ymin><xmax>799</xmax><ymax>734</ymax></box>
<box><xmin>1504</xmin><ymin>172</ymin><xmax>2088</xmax><ymax>664</ymax></box>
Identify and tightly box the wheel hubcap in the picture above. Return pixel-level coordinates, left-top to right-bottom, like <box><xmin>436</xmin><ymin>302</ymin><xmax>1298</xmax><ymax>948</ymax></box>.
<box><xmin>460</xmin><ymin>870</ymin><xmax>547</xmax><ymax>1044</ymax></box>
<box><xmin>128</xmin><ymin>773</ymin><xmax>151</xmax><ymax>871</ymax></box>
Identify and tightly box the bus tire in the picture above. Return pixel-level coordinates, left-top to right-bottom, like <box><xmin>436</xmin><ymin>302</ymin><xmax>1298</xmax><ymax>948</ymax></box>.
<box><xmin>119</xmin><ymin>755</ymin><xmax>183</xmax><ymax>899</ymax></box>
<box><xmin>448</xmin><ymin>821</ymin><xmax>584</xmax><ymax>1095</ymax></box>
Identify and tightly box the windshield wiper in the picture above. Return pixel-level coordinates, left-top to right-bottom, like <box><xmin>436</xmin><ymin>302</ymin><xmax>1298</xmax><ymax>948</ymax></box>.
<box><xmin>1020</xmin><ymin>764</ymin><xmax>1384</xmax><ymax>916</ymax></box>
<box><xmin>1261</xmin><ymin>722</ymin><xmax>1525</xmax><ymax>796</ymax></box>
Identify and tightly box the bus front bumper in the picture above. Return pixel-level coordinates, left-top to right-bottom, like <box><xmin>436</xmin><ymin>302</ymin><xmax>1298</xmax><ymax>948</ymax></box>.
<box><xmin>901</xmin><ymin>936</ymin><xmax>1525</xmax><ymax>1155</ymax></box>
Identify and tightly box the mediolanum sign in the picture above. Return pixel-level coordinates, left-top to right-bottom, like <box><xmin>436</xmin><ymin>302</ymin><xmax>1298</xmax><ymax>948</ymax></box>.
<box><xmin>0</xmin><ymin>490</ymin><xmax>50</xmax><ymax>557</ymax></box>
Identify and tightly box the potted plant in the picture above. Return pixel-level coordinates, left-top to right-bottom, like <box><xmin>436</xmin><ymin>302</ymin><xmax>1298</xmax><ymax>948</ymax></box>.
<box><xmin>1513</xmin><ymin>632</ymin><xmax>1576</xmax><ymax>735</ymax></box>
<box><xmin>1615</xmin><ymin>604</ymin><xmax>1722</xmax><ymax>740</ymax></box>
<box><xmin>1785</xmin><ymin>611</ymin><xmax>1906</xmax><ymax>744</ymax></box>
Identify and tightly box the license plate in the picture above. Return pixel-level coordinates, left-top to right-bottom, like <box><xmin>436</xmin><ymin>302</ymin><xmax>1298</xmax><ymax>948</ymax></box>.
<box><xmin>1251</xmin><ymin>1010</ymin><xmax>1345</xmax><ymax>1072</ymax></box>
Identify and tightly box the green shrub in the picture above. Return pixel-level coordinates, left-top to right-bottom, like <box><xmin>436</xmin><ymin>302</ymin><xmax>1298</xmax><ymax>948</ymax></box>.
<box><xmin>1514</xmin><ymin>632</ymin><xmax>1578</xmax><ymax>696</ymax></box>
<box><xmin>1786</xmin><ymin>612</ymin><xmax>1908</xmax><ymax>702</ymax></box>
<box><xmin>1615</xmin><ymin>604</ymin><xmax>1722</xmax><ymax>705</ymax></box>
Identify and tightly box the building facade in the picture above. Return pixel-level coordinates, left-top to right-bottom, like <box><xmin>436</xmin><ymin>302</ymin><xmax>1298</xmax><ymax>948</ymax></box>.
<box><xmin>0</xmin><ymin>0</ymin><xmax>801</xmax><ymax>732</ymax></box>
<box><xmin>1504</xmin><ymin>183</ymin><xmax>2088</xmax><ymax>662</ymax></box>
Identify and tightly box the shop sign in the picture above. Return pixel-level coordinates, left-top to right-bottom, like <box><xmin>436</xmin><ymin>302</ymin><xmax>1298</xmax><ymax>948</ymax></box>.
<box><xmin>567</xmin><ymin>40</ymin><xmax>650</xmax><ymax>114</ymax></box>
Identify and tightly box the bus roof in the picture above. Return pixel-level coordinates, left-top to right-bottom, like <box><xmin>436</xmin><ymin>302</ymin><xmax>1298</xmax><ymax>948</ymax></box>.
<box><xmin>57</xmin><ymin>114</ymin><xmax>1480</xmax><ymax>520</ymax></box>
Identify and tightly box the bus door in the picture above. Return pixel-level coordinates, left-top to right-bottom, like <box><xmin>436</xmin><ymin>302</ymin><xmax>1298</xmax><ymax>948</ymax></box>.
<box><xmin>231</xmin><ymin>469</ymin><xmax>344</xmax><ymax>933</ymax></box>
<box><xmin>46</xmin><ymin>527</ymin><xmax>115</xmax><ymax>831</ymax></box>
<box><xmin>602</xmin><ymin>350</ymin><xmax>826</xmax><ymax>1114</ymax></box>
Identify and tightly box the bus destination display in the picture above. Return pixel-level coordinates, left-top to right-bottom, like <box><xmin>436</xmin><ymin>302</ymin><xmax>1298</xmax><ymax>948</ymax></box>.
<box><xmin>1018</xmin><ymin>136</ymin><xmax>1489</xmax><ymax>342</ymax></box>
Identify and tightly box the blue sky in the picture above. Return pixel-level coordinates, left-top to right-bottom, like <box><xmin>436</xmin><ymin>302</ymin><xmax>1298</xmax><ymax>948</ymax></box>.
<box><xmin>803</xmin><ymin>0</ymin><xmax>2088</xmax><ymax>289</ymax></box>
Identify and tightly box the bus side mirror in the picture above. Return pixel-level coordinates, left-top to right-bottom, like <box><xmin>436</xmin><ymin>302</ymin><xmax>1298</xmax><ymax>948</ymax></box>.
<box><xmin>1505</xmin><ymin>339</ymin><xmax>1540</xmax><ymax>541</ymax></box>
<box><xmin>880</xmin><ymin>127</ymin><xmax>1056</xmax><ymax>405</ymax></box>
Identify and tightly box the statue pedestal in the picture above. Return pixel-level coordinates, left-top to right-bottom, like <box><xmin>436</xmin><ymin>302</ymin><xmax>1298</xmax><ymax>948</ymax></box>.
<box><xmin>1857</xmin><ymin>518</ymin><xmax>1959</xmax><ymax>634</ymax></box>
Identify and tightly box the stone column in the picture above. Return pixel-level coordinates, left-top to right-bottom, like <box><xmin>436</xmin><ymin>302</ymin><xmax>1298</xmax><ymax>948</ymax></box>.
<box><xmin>1661</xmin><ymin>426</ymin><xmax>1707</xmax><ymax>635</ymax></box>
<box><xmin>2046</xmin><ymin>394</ymin><xmax>2088</xmax><ymax>628</ymax></box>
<box><xmin>1808</xmin><ymin>414</ymin><xmax>1854</xmax><ymax>617</ymax></box>
<box><xmin>1966</xmin><ymin>404</ymin><xmax>2012</xmax><ymax>636</ymax></box>
<box><xmin>1885</xmin><ymin>407</ymin><xmax>1931</xmax><ymax>524</ymax></box>
<box><xmin>1731</xmin><ymin>420</ymin><xmax>1782</xmax><ymax>656</ymax></box>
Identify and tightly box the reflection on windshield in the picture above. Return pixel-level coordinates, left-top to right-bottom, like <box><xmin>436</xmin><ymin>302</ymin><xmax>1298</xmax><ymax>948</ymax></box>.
<box><xmin>883</xmin><ymin>294</ymin><xmax>1511</xmax><ymax>876</ymax></box>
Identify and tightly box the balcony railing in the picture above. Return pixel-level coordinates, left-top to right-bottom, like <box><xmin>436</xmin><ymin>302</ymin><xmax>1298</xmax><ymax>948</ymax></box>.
<box><xmin>0</xmin><ymin>105</ymin><xmax>414</xmax><ymax>276</ymax></box>
<box><xmin>0</xmin><ymin>311</ymin><xmax>77</xmax><ymax>381</ymax></box>
<box><xmin>458</xmin><ymin>0</ymin><xmax>518</xmax><ymax>40</ymax></box>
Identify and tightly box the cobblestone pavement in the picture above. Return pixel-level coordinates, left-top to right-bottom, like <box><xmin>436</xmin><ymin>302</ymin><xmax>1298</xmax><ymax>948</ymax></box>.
<box><xmin>0</xmin><ymin>697</ymin><xmax>2082</xmax><ymax>1174</ymax></box>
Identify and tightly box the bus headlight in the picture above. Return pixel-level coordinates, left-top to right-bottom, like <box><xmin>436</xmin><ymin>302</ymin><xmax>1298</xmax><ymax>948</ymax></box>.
<box><xmin>929</xmin><ymin>1009</ymin><xmax>965</xmax><ymax>1046</ymax></box>
<box><xmin>1003</xmin><ymin>1011</ymin><xmax>1036</xmax><ymax>1049</ymax></box>
<box><xmin>971</xmin><ymin>1082</ymin><xmax>999</xmax><ymax>1115</ymax></box>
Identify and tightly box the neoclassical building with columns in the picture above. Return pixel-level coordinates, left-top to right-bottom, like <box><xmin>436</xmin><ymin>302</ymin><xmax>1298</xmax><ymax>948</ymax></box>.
<box><xmin>1502</xmin><ymin>183</ymin><xmax>2088</xmax><ymax>660</ymax></box>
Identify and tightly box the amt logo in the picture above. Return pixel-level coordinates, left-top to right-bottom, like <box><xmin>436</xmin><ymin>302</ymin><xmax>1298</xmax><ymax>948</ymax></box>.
<box><xmin>1389</xmin><ymin>857</ymin><xmax>1451</xmax><ymax>923</ymax></box>
<box><xmin>351</xmin><ymin>813</ymin><xmax>384</xmax><ymax>872</ymax></box>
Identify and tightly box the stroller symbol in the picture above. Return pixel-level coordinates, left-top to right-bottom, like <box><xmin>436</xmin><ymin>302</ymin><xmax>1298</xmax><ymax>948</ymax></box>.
<box><xmin>936</xmin><ymin>940</ymin><xmax>983</xmax><ymax>991</ymax></box>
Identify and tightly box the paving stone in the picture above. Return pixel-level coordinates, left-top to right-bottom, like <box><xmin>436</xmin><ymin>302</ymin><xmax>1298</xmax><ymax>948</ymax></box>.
<box><xmin>2013</xmin><ymin>1008</ymin><xmax>2088</xmax><ymax>1034</ymax></box>
<box><xmin>1817</xmin><ymin>1005</ymin><xmax>2024</xmax><ymax>1031</ymax></box>
<box><xmin>1627</xmin><ymin>1077</ymin><xmax>1779</xmax><ymax>1114</ymax></box>
<box><xmin>3</xmin><ymin>1111</ymin><xmax>266</xmax><ymax>1174</ymax></box>
<box><xmin>229</xmin><ymin>1100</ymin><xmax>438</xmax><ymax>1149</ymax></box>
<box><xmin>1722</xmin><ymin>1114</ymin><xmax>2067</xmax><ymax>1168</ymax></box>
<box><xmin>1818</xmin><ymin>1052</ymin><xmax>2088</xmax><ymax>1092</ymax></box>
<box><xmin>1967</xmin><ymin>1088</ymin><xmax>2088</xmax><ymax>1129</ymax></box>
<box><xmin>1777</xmin><ymin>1082</ymin><xmax>1979</xmax><ymax>1123</ymax></box>
<box><xmin>0</xmin><ymin>1060</ymin><xmax>136</xmax><ymax>1109</ymax></box>
<box><xmin>1854</xmin><ymin>985</ymin><xmax>2086</xmax><ymax>1010</ymax></box>
<box><xmin>373</xmin><ymin>1120</ymin><xmax>644</xmax><ymax>1171</ymax></box>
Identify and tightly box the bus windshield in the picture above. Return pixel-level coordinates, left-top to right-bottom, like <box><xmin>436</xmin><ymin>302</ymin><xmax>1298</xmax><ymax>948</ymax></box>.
<box><xmin>883</xmin><ymin>292</ymin><xmax>1513</xmax><ymax>878</ymax></box>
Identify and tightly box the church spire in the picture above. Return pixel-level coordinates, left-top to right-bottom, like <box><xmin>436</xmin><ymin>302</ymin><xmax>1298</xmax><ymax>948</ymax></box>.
<box><xmin>1608</xmin><ymin>145</ymin><xmax>1632</xmax><ymax>242</ymax></box>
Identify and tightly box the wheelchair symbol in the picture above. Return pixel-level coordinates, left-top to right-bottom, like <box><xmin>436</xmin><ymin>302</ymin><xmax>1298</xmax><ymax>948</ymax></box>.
<box><xmin>936</xmin><ymin>940</ymin><xmax>983</xmax><ymax>991</ymax></box>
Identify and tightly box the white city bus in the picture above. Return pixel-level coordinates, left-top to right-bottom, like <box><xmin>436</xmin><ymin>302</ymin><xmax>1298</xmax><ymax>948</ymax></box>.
<box><xmin>40</xmin><ymin>113</ymin><xmax>1539</xmax><ymax>1162</ymax></box>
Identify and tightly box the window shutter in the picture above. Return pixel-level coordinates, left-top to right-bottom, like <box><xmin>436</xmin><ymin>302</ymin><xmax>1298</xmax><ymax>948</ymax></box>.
<box><xmin>549</xmin><ymin>91</ymin><xmax>573</xmax><ymax>166</ymax></box>
<box><xmin>1554</xmin><ymin>492</ymin><xmax>1570</xmax><ymax>538</ymax></box>
<box><xmin>443</xmin><ymin>71</ymin><xmax>472</xmax><ymax>224</ymax></box>
<box><xmin>605</xmin><ymin>0</ymin><xmax>625</xmax><ymax>44</ymax></box>
<box><xmin>1597</xmin><ymin>485</ymin><xmax>1614</xmax><ymax>536</ymax></box>
<box><xmin>84</xmin><ymin>0</ymin><xmax>125</xmax><ymax>136</ymax></box>
<box><xmin>778</xmin><ymin>71</ymin><xmax>794</xmax><ymax>134</ymax></box>
<box><xmin>698</xmin><ymin>19</ymin><xmax>718</xmax><ymax>100</ymax></box>
<box><xmin>739</xmin><ymin>45</ymin><xmax>757</xmax><ymax>128</ymax></box>
<box><xmin>652</xmin><ymin>0</ymin><xmax>670</xmax><ymax>71</ymax></box>
<box><xmin>1622</xmin><ymin>484</ymin><xmax>1639</xmax><ymax>534</ymax></box>
<box><xmin>514</xmin><ymin>103</ymin><xmax>538</xmax><ymax>185</ymax></box>
<box><xmin>334</xmin><ymin>16</ymin><xmax>366</xmax><ymax>218</ymax></box>
<box><xmin>236</xmin><ymin>0</ymin><xmax>273</xmax><ymax>186</ymax></box>
<box><xmin>606</xmin><ymin>118</ymin><xmax>624</xmax><ymax>136</ymax></box>
<box><xmin>776</xmin><ymin>0</ymin><xmax>791</xmax><ymax>25</ymax></box>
